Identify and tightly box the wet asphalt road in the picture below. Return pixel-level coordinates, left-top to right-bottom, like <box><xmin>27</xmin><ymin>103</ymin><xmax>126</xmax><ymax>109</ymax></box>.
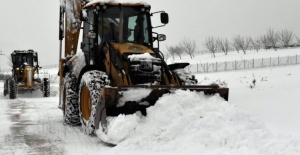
<box><xmin>1</xmin><ymin>96</ymin><xmax>64</xmax><ymax>154</ymax></box>
<box><xmin>0</xmin><ymin>86</ymin><xmax>109</xmax><ymax>155</ymax></box>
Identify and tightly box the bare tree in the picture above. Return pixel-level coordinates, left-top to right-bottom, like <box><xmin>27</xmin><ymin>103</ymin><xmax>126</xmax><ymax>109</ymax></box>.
<box><xmin>278</xmin><ymin>29</ymin><xmax>294</xmax><ymax>48</ymax></box>
<box><xmin>167</xmin><ymin>45</ymin><xmax>183</xmax><ymax>59</ymax></box>
<box><xmin>180</xmin><ymin>37</ymin><xmax>198</xmax><ymax>59</ymax></box>
<box><xmin>203</xmin><ymin>36</ymin><xmax>218</xmax><ymax>57</ymax></box>
<box><xmin>232</xmin><ymin>39</ymin><xmax>240</xmax><ymax>53</ymax></box>
<box><xmin>251</xmin><ymin>37</ymin><xmax>261</xmax><ymax>52</ymax></box>
<box><xmin>166</xmin><ymin>45</ymin><xmax>176</xmax><ymax>59</ymax></box>
<box><xmin>174</xmin><ymin>45</ymin><xmax>183</xmax><ymax>59</ymax></box>
<box><xmin>266</xmin><ymin>27</ymin><xmax>279</xmax><ymax>51</ymax></box>
<box><xmin>163</xmin><ymin>51</ymin><xmax>171</xmax><ymax>61</ymax></box>
<box><xmin>258</xmin><ymin>35</ymin><xmax>270</xmax><ymax>49</ymax></box>
<box><xmin>243</xmin><ymin>36</ymin><xmax>252</xmax><ymax>53</ymax></box>
<box><xmin>296</xmin><ymin>37</ymin><xmax>300</xmax><ymax>46</ymax></box>
<box><xmin>233</xmin><ymin>35</ymin><xmax>251</xmax><ymax>54</ymax></box>
<box><xmin>217</xmin><ymin>38</ymin><xmax>230</xmax><ymax>55</ymax></box>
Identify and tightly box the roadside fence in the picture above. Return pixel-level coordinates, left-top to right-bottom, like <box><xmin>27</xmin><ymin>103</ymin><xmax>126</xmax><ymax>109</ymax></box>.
<box><xmin>1</xmin><ymin>55</ymin><xmax>299</xmax><ymax>77</ymax></box>
<box><xmin>187</xmin><ymin>55</ymin><xmax>300</xmax><ymax>73</ymax></box>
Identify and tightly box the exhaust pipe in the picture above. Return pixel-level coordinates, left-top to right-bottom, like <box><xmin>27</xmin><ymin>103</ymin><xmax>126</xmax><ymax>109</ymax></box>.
<box><xmin>26</xmin><ymin>67</ymin><xmax>33</xmax><ymax>87</ymax></box>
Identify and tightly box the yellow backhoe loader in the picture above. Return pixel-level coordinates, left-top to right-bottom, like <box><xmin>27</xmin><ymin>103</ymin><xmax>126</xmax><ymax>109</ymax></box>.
<box><xmin>58</xmin><ymin>0</ymin><xmax>229</xmax><ymax>138</ymax></box>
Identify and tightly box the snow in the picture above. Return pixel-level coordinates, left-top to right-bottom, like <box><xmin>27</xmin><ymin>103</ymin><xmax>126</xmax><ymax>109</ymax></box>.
<box><xmin>86</xmin><ymin>0</ymin><xmax>149</xmax><ymax>6</ymax></box>
<box><xmin>172</xmin><ymin>68</ymin><xmax>196</xmax><ymax>85</ymax></box>
<box><xmin>128</xmin><ymin>53</ymin><xmax>160</xmax><ymax>61</ymax></box>
<box><xmin>98</xmin><ymin>113</ymin><xmax>141</xmax><ymax>144</ymax></box>
<box><xmin>202</xmin><ymin>65</ymin><xmax>300</xmax><ymax>136</ymax></box>
<box><xmin>1</xmin><ymin>48</ymin><xmax>300</xmax><ymax>154</ymax></box>
<box><xmin>117</xmin><ymin>88</ymin><xmax>152</xmax><ymax>107</ymax></box>
<box><xmin>72</xmin><ymin>51</ymin><xmax>86</xmax><ymax>78</ymax></box>
<box><xmin>63</xmin><ymin>0</ymin><xmax>78</xmax><ymax>31</ymax></box>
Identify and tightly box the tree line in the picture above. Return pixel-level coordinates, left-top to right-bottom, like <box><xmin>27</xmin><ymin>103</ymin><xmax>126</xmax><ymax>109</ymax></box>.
<box><xmin>166</xmin><ymin>28</ymin><xmax>300</xmax><ymax>59</ymax></box>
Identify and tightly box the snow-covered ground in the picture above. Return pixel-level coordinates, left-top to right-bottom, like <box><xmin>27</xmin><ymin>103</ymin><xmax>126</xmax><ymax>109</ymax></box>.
<box><xmin>0</xmin><ymin>48</ymin><xmax>300</xmax><ymax>154</ymax></box>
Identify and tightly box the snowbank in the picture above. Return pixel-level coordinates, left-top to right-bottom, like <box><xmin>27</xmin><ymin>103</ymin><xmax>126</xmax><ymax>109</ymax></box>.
<box><xmin>97</xmin><ymin>89</ymin><xmax>300</xmax><ymax>154</ymax></box>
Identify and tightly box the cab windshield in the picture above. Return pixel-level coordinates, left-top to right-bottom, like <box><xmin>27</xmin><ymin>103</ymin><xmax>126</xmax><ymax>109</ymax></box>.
<box><xmin>98</xmin><ymin>6</ymin><xmax>151</xmax><ymax>46</ymax></box>
<box><xmin>13</xmin><ymin>54</ymin><xmax>33</xmax><ymax>67</ymax></box>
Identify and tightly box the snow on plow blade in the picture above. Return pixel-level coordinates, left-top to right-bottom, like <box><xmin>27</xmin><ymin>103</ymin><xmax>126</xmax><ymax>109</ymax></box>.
<box><xmin>95</xmin><ymin>85</ymin><xmax>229</xmax><ymax>131</ymax></box>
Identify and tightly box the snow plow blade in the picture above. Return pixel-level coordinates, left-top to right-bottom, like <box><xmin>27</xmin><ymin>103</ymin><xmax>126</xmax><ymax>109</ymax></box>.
<box><xmin>95</xmin><ymin>85</ymin><xmax>229</xmax><ymax>131</ymax></box>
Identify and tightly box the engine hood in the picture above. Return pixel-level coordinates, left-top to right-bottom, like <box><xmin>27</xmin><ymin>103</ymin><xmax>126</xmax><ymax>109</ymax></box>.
<box><xmin>110</xmin><ymin>43</ymin><xmax>155</xmax><ymax>56</ymax></box>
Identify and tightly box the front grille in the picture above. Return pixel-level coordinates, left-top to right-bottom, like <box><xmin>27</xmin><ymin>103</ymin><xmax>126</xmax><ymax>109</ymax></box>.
<box><xmin>127</xmin><ymin>54</ymin><xmax>162</xmax><ymax>84</ymax></box>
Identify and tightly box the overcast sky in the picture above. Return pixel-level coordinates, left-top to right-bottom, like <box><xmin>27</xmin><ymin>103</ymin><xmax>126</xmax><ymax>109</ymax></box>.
<box><xmin>0</xmin><ymin>0</ymin><xmax>300</xmax><ymax>70</ymax></box>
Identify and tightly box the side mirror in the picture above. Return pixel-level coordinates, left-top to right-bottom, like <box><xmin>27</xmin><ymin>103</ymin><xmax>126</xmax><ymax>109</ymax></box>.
<box><xmin>160</xmin><ymin>12</ymin><xmax>169</xmax><ymax>24</ymax></box>
<box><xmin>80</xmin><ymin>9</ymin><xmax>88</xmax><ymax>22</ymax></box>
<box><xmin>152</xmin><ymin>11</ymin><xmax>169</xmax><ymax>29</ymax></box>
<box><xmin>158</xmin><ymin>34</ymin><xmax>166</xmax><ymax>41</ymax></box>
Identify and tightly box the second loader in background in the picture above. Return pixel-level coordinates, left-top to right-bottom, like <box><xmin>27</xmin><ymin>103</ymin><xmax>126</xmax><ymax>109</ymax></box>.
<box><xmin>3</xmin><ymin>50</ymin><xmax>50</xmax><ymax>99</ymax></box>
<box><xmin>58</xmin><ymin>0</ymin><xmax>229</xmax><ymax>142</ymax></box>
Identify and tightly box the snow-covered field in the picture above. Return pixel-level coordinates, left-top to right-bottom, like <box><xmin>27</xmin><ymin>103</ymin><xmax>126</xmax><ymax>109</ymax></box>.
<box><xmin>0</xmin><ymin>48</ymin><xmax>300</xmax><ymax>154</ymax></box>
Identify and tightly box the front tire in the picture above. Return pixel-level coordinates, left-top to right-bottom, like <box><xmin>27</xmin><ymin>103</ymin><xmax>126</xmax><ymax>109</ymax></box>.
<box><xmin>8</xmin><ymin>78</ymin><xmax>17</xmax><ymax>99</ymax></box>
<box><xmin>3</xmin><ymin>79</ymin><xmax>8</xmax><ymax>96</ymax></box>
<box><xmin>79</xmin><ymin>70</ymin><xmax>109</xmax><ymax>135</ymax></box>
<box><xmin>62</xmin><ymin>73</ymin><xmax>81</xmax><ymax>125</ymax></box>
<box><xmin>42</xmin><ymin>78</ymin><xmax>50</xmax><ymax>97</ymax></box>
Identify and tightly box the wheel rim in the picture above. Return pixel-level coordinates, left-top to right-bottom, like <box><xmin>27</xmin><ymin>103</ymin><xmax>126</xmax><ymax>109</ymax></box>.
<box><xmin>81</xmin><ymin>85</ymin><xmax>91</xmax><ymax>120</ymax></box>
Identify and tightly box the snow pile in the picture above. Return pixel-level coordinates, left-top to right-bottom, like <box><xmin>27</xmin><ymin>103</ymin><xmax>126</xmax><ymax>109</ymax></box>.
<box><xmin>117</xmin><ymin>88</ymin><xmax>152</xmax><ymax>107</ymax></box>
<box><xmin>96</xmin><ymin>89</ymin><xmax>300</xmax><ymax>154</ymax></box>
<box><xmin>172</xmin><ymin>68</ymin><xmax>198</xmax><ymax>85</ymax></box>
<box><xmin>128</xmin><ymin>53</ymin><xmax>160</xmax><ymax>61</ymax></box>
<box><xmin>98</xmin><ymin>114</ymin><xmax>141</xmax><ymax>144</ymax></box>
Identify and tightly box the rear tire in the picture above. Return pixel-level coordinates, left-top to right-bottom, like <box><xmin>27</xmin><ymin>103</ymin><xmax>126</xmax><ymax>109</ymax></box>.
<box><xmin>8</xmin><ymin>78</ymin><xmax>17</xmax><ymax>99</ymax></box>
<box><xmin>63</xmin><ymin>73</ymin><xmax>81</xmax><ymax>125</ymax></box>
<box><xmin>42</xmin><ymin>78</ymin><xmax>50</xmax><ymax>97</ymax></box>
<box><xmin>79</xmin><ymin>70</ymin><xmax>109</xmax><ymax>135</ymax></box>
<box><xmin>3</xmin><ymin>79</ymin><xmax>8</xmax><ymax>96</ymax></box>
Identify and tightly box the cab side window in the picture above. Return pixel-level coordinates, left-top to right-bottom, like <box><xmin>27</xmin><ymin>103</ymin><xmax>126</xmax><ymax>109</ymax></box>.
<box><xmin>82</xmin><ymin>9</ymin><xmax>94</xmax><ymax>53</ymax></box>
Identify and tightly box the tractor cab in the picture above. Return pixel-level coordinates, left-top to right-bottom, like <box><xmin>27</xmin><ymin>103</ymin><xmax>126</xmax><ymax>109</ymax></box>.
<box><xmin>80</xmin><ymin>3</ymin><xmax>168</xmax><ymax>47</ymax></box>
<box><xmin>12</xmin><ymin>50</ymin><xmax>38</xmax><ymax>66</ymax></box>
<box><xmin>77</xmin><ymin>3</ymin><xmax>170</xmax><ymax>85</ymax></box>
<box><xmin>11</xmin><ymin>50</ymin><xmax>39</xmax><ymax>82</ymax></box>
<box><xmin>79</xmin><ymin>3</ymin><xmax>168</xmax><ymax>67</ymax></box>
